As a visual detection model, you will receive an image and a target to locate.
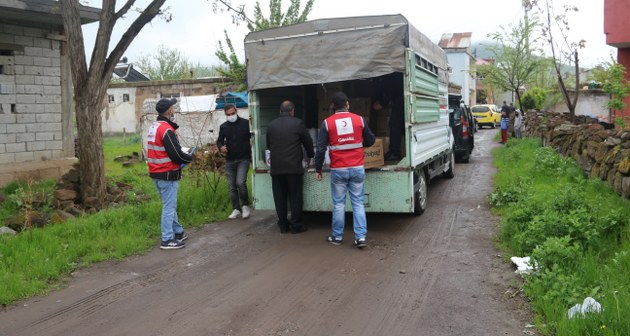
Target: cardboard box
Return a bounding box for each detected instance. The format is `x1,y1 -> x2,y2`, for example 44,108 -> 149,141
364,138 -> 384,169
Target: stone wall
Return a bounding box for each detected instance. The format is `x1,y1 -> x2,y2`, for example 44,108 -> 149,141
523,111 -> 630,199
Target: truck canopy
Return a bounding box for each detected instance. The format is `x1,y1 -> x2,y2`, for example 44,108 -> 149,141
244,14 -> 448,90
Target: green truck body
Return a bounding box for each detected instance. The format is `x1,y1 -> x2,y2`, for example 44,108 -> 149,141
244,14 -> 454,214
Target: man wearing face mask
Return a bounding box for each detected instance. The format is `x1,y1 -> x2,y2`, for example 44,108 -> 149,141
147,98 -> 193,250
217,103 -> 252,220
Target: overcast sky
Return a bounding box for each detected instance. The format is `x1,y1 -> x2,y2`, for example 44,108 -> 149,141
82,0 -> 615,69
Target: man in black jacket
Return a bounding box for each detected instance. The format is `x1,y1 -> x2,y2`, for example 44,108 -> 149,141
147,98 -> 193,249
217,104 -> 252,220
266,101 -> 315,233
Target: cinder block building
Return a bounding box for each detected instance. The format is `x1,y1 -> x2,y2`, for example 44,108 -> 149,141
0,0 -> 98,186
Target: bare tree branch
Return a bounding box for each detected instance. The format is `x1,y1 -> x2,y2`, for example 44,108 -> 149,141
115,0 -> 137,19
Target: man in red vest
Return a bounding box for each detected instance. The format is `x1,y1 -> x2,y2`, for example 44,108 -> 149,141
147,98 -> 193,250
314,92 -> 376,248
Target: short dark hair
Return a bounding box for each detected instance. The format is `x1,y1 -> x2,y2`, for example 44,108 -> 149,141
280,100 -> 295,114
331,92 -> 348,109
224,103 -> 237,112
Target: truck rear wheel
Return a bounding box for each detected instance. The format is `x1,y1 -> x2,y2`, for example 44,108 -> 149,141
413,172 -> 427,215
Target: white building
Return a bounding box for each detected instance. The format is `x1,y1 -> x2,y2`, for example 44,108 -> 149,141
439,32 -> 477,106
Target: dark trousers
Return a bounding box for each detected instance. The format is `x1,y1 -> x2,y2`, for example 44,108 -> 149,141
271,174 -> 304,232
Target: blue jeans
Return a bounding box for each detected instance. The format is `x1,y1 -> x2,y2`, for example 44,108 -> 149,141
153,179 -> 184,242
330,167 -> 367,240
225,159 -> 250,210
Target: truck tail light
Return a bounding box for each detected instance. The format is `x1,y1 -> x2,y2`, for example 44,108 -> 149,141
461,116 -> 469,139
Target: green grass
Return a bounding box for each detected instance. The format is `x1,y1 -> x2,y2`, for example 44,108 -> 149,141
0,135 -> 232,306
491,138 -> 630,336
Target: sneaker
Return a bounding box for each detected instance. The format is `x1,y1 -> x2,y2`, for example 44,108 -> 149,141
228,209 -> 241,219
326,236 -> 343,245
174,231 -> 188,242
353,238 -> 367,248
242,205 -> 251,219
160,239 -> 185,250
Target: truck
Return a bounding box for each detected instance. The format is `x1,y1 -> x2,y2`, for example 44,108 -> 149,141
244,14 -> 454,215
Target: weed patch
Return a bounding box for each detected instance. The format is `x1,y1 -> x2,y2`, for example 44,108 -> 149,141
0,135 -> 232,306
492,138 -> 630,335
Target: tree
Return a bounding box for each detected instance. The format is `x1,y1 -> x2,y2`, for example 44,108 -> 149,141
60,0 -> 168,202
601,62 -> 630,127
480,16 -> 542,110
528,0 -> 586,122
136,45 -> 193,80
211,0 -> 315,88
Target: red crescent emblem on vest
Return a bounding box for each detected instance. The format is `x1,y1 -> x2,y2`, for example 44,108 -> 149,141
341,120 -> 347,127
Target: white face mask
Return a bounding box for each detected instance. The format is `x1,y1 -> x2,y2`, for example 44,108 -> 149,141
227,115 -> 238,123
170,114 -> 176,122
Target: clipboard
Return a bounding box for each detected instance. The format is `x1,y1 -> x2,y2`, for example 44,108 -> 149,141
180,146 -> 196,169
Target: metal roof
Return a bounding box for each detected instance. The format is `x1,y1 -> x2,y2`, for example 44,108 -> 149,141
113,64 -> 150,82
0,0 -> 100,26
438,32 -> 472,49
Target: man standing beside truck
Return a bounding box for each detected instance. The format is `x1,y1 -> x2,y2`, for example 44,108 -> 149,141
314,92 -> 376,248
266,101 -> 314,234
147,98 -> 193,250
217,103 -> 252,220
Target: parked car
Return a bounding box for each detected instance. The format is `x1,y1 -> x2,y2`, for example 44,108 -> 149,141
448,94 -> 474,163
471,104 -> 500,129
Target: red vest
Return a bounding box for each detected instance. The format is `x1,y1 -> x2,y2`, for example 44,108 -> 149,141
147,121 -> 180,173
325,112 -> 365,168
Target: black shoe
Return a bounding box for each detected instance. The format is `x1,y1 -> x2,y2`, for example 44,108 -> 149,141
326,236 -> 343,245
291,226 -> 308,234
384,152 -> 401,161
353,238 -> 367,248
174,231 -> 188,242
278,222 -> 290,233
160,239 -> 185,250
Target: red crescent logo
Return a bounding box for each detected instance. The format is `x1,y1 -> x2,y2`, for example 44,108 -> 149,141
342,120 -> 347,127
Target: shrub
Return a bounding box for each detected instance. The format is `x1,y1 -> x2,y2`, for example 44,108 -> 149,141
521,87 -> 548,111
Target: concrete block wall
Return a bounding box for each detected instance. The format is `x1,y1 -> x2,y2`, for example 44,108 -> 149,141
0,23 -> 64,165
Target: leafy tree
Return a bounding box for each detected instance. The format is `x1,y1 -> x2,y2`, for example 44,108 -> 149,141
480,16 -> 542,110
215,31 -> 247,90
211,0 -> 315,89
521,87 -> 548,111
601,62 -> 630,127
136,45 -> 193,80
528,0 -> 586,122
133,46 -> 222,81
60,0 -> 169,202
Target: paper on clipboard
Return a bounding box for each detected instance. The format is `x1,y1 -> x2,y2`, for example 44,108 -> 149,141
180,146 -> 196,169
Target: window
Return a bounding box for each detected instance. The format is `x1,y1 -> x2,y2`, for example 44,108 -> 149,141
123,94 -> 130,102
108,95 -> 115,103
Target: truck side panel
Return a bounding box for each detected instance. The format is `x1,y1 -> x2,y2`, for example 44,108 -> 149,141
405,49 -> 452,169
253,170 -> 414,213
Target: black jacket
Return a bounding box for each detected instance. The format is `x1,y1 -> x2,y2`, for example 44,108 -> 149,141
266,113 -> 315,175
217,116 -> 252,161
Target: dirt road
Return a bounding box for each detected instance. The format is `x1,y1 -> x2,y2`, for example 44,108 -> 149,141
0,130 -> 533,336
